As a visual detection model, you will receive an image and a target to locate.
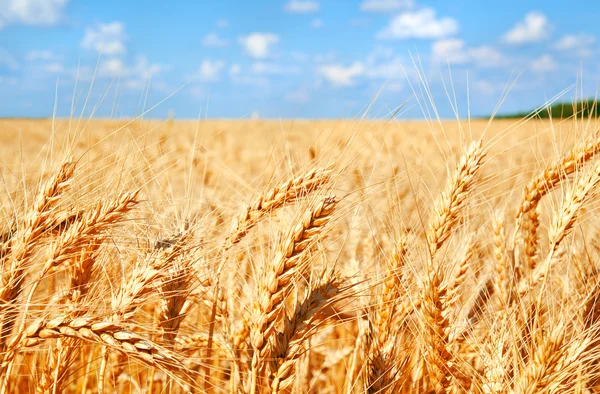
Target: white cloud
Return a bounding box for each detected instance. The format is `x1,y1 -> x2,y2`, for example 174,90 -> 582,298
25,50 -> 53,61
99,58 -> 128,78
194,60 -> 226,81
377,8 -> 459,40
0,48 -> 18,69
432,39 -> 506,68
530,54 -> 557,72
0,0 -> 68,28
250,111 -> 260,120
216,19 -> 229,28
25,50 -> 71,75
502,12 -> 551,45
432,39 -> 470,64
133,55 -> 166,79
284,1 -> 319,13
202,32 -> 229,48
360,0 -> 413,12
252,62 -> 300,75
81,22 -> 126,55
239,33 -> 279,58
311,19 -> 324,29
99,55 -> 166,80
468,46 -> 506,68
318,62 -> 364,86
553,34 -> 596,55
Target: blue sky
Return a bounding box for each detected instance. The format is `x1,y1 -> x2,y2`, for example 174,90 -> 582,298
1,0 -> 599,119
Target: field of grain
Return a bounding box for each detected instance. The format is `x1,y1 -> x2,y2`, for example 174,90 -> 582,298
1,116 -> 600,393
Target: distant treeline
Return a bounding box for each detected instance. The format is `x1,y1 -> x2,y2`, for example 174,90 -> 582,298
497,99 -> 599,119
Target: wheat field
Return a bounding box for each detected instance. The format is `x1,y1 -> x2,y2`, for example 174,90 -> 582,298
1,115 -> 600,393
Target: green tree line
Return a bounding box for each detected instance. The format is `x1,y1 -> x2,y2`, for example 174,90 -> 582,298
497,99 -> 599,119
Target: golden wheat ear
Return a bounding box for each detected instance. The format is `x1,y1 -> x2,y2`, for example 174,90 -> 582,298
224,165 -> 333,250
249,195 -> 337,394
514,129 -> 600,278
269,272 -> 349,393
420,140 -> 486,393
0,159 -> 76,355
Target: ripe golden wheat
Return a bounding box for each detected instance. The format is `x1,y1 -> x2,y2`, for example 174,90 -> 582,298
1,118 -> 600,393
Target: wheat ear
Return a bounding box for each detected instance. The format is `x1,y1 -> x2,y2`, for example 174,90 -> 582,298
427,140 -> 485,257
514,129 -> 600,277
519,160 -> 600,299
492,212 -> 510,310
422,140 -> 485,393
249,196 -> 337,394
269,273 -> 344,393
224,166 -> 332,249
366,235 -> 407,393
8,316 -> 193,386
204,166 -> 332,389
0,160 -> 76,353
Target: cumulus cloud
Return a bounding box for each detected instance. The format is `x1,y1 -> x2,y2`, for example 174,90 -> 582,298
468,46 -> 506,68
502,12 -> 551,45
81,22 -> 126,55
318,62 -> 364,86
432,39 -> 470,64
284,1 -> 319,13
239,33 -> 279,58
360,0 -> 413,12
202,32 -> 229,48
553,34 -> 596,55
193,60 -> 226,81
377,8 -> 459,40
530,54 -> 557,72
432,39 -> 506,68
0,0 -> 68,28
99,55 -> 165,80
98,58 -> 128,78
